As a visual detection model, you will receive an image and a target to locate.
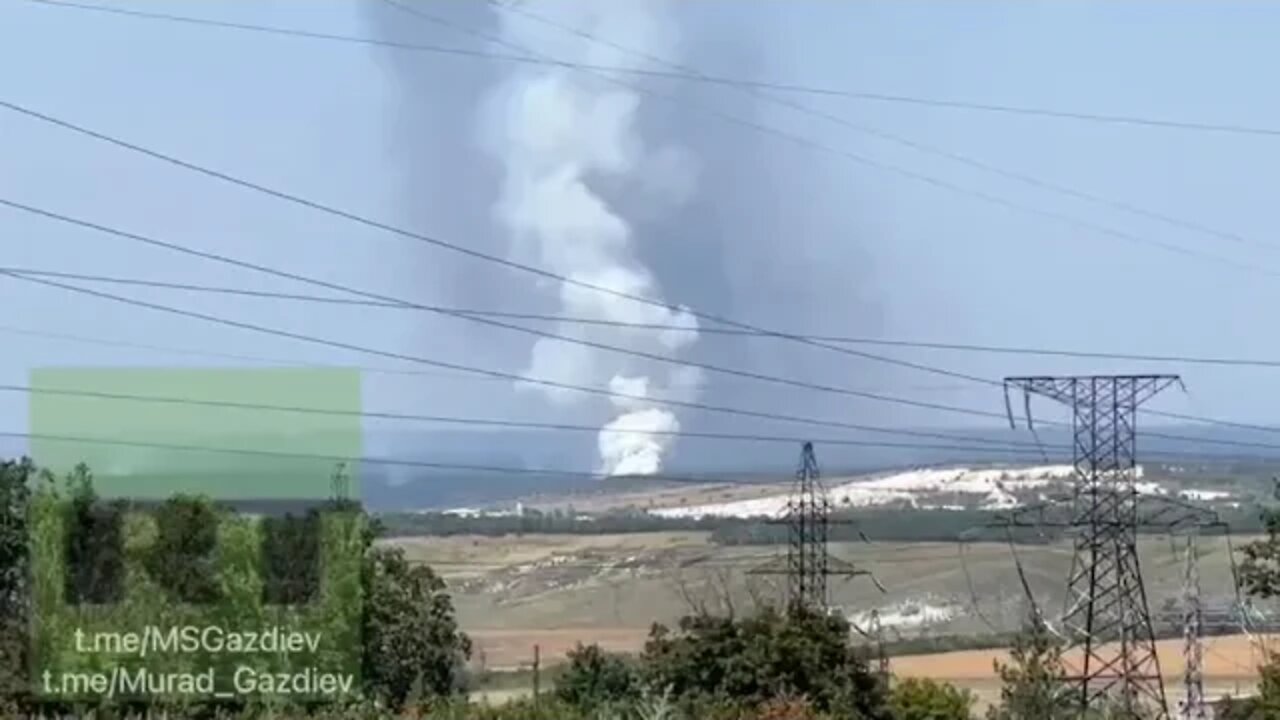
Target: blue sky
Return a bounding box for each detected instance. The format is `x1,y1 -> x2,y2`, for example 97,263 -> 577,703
3,1 -> 1280,470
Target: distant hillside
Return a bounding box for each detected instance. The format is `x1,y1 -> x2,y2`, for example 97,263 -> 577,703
6,423 -> 1278,511
357,422 -> 1280,510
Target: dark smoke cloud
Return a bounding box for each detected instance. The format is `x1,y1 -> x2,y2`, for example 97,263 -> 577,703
611,5 -> 891,432
363,1 -> 889,474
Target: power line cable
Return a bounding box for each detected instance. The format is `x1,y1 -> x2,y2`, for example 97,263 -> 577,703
0,383 -> 1062,457
25,0 -> 1277,274
489,0 -> 1279,253
15,102 -> 1264,458
0,199 -> 1005,422
0,321 -> 556,383
0,429 -> 774,487
0,428 -> 1263,538
16,3 -> 1276,306
0,102 -> 1015,392
18,0 -> 1280,139
0,320 -> 975,393
17,267 -> 1280,370
8,95 -> 1276,443
5,260 -> 1269,454
1143,409 -> 1280,437
2,52 -> 1271,444
378,0 -> 1273,279
5,119 -> 1273,452
1,269 -> 1043,450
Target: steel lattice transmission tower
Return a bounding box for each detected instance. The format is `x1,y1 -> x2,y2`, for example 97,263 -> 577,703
751,442 -> 879,615
868,609 -> 890,679
1179,534 -> 1207,720
1004,375 -> 1181,719
785,441 -> 832,611
330,461 -> 351,504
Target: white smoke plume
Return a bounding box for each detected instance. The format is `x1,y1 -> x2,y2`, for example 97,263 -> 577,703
480,1 -> 700,477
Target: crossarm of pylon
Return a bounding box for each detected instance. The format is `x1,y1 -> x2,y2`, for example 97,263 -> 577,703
962,496 -> 1076,543
997,494 -> 1075,523
1004,377 -> 1079,407
972,494 -> 1222,535
1136,495 -> 1222,532
827,556 -> 887,592
1004,375 -> 1180,409
746,556 -> 791,576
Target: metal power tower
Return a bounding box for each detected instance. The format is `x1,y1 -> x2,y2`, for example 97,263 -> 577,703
1004,374 -> 1180,719
1179,534 -> 1207,720
784,441 -> 833,611
752,442 -> 880,615
868,609 -> 890,679
330,461 -> 351,504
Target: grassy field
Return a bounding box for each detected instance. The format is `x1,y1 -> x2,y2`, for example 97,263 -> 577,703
390,531 -> 1263,670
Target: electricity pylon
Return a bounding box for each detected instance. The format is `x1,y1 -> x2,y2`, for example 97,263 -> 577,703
751,442 -> 882,615
1003,375 -> 1180,719
1179,534 -> 1207,720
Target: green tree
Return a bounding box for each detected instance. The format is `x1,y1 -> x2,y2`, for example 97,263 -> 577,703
260,509 -> 320,604
0,458 -> 33,706
642,606 -> 890,718
361,544 -> 472,710
1238,502 -> 1280,599
1215,693 -> 1263,720
143,494 -> 222,604
890,678 -> 974,720
554,642 -> 641,710
985,620 -> 1072,720
62,463 -> 126,605
1230,502 -> 1280,716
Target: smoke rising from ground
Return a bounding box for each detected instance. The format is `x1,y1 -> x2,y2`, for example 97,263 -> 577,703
365,2 -> 888,482
480,1 -> 701,476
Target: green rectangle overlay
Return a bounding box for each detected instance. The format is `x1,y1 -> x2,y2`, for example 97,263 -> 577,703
29,367 -> 362,501
27,367 -> 365,701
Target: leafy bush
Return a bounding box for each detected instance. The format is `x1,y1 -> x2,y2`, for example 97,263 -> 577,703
554,643 -> 641,710
641,607 -> 890,718
889,678 -> 973,720
362,545 -> 472,710
61,464 -> 126,605
144,494 -> 222,604
0,458 -> 33,711
0,457 -> 471,716
984,620 -> 1071,720
260,510 -> 321,605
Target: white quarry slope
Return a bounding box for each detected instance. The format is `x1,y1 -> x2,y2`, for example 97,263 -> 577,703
1179,488 -> 1232,501
849,600 -> 959,631
649,464 -> 1160,519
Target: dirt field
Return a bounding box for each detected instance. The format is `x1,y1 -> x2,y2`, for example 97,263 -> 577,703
467,627 -> 1270,675
391,532 -> 1256,638
894,633 -> 1266,679
893,634 -> 1267,706
469,628 -> 653,670
391,531 -> 1273,706
467,629 -> 1270,708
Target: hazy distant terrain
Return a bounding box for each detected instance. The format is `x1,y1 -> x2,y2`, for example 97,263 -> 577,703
383,454 -> 1279,710
395,529 -> 1273,710
392,532 -> 1261,663
357,426 -> 1280,511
